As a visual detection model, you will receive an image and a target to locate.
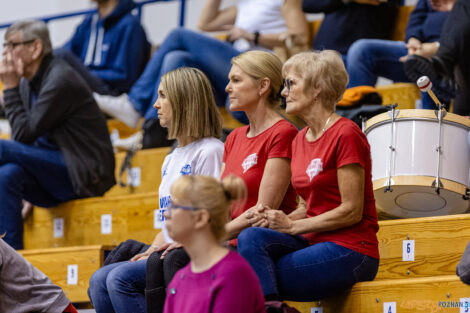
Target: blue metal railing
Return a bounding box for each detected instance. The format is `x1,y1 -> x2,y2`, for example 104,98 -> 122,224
0,0 -> 186,29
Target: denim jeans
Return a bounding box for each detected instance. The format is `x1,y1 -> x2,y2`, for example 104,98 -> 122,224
88,260 -> 147,313
237,227 -> 379,301
0,140 -> 76,249
127,28 -> 248,123
347,39 -> 434,109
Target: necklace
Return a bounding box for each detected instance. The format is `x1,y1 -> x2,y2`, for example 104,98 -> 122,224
321,112 -> 334,133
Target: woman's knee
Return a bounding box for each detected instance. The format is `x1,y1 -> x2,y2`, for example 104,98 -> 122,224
237,227 -> 272,254
161,50 -> 194,71
0,163 -> 24,187
89,266 -> 111,294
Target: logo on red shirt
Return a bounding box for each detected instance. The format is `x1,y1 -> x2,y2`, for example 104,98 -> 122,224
306,158 -> 323,182
242,153 -> 258,173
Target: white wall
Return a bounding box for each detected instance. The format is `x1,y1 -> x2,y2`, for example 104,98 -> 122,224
0,0 -> 237,48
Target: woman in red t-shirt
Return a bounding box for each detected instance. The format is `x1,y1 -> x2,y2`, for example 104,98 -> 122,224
221,50 -> 298,245
238,51 -> 380,301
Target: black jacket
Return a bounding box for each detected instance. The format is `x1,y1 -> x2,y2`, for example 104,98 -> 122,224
3,54 -> 115,197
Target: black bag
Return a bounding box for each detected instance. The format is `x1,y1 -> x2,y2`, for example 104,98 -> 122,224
457,241 -> 470,285
265,301 -> 301,313
142,118 -> 175,149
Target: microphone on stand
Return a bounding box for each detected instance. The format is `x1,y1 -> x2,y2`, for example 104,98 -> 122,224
416,76 -> 445,109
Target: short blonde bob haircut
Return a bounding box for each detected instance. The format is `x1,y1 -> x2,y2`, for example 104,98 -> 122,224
283,50 -> 349,110
231,50 -> 283,109
161,67 -> 222,140
170,175 -> 246,241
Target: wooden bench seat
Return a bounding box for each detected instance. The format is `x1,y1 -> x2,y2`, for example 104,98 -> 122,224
287,275 -> 470,313
24,192 -> 160,249
19,245 -> 112,303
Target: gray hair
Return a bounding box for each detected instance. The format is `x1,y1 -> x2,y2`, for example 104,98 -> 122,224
6,20 -> 52,55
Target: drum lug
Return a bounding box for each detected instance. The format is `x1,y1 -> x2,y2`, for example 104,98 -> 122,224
463,188 -> 470,201
434,109 -> 447,119
387,104 -> 399,119
431,179 -> 443,195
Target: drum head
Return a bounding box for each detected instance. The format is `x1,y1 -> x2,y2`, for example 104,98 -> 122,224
374,176 -> 470,218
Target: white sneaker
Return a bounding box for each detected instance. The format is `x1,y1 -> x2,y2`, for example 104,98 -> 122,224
113,131 -> 143,151
94,93 -> 141,128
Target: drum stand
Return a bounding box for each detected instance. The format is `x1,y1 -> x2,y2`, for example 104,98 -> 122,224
432,105 -> 446,194
384,103 -> 399,193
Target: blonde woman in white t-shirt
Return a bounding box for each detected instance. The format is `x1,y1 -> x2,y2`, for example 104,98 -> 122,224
88,67 -> 224,313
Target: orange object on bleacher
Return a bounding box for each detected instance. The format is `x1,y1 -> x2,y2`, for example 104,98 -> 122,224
338,86 -> 379,107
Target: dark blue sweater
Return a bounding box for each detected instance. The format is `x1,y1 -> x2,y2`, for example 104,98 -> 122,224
303,0 -> 399,54
64,0 -> 150,94
405,0 -> 448,43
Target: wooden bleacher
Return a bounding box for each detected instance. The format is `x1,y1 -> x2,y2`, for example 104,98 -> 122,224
24,192 -> 159,249
19,245 -> 112,303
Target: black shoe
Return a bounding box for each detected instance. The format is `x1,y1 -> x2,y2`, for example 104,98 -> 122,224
404,55 -> 458,106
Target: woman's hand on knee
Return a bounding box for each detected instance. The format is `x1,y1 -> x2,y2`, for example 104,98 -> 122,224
159,242 -> 183,259
130,245 -> 158,262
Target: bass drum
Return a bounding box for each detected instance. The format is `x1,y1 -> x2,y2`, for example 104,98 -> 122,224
364,109 -> 470,218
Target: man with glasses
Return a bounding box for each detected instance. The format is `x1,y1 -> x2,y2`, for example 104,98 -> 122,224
0,20 -> 116,250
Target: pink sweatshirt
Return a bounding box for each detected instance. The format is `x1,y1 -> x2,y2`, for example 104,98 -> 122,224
164,250 -> 266,313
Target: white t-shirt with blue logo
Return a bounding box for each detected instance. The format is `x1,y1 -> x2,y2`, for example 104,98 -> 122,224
155,137 -> 224,242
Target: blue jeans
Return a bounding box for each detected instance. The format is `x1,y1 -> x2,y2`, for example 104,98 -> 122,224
237,227 -> 379,301
127,28 -> 248,123
88,260 -> 147,313
347,39 -> 434,109
0,140 -> 76,249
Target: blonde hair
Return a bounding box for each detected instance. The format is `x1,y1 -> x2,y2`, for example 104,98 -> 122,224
170,175 -> 246,241
231,50 -> 283,108
283,50 -> 349,110
161,67 -> 222,140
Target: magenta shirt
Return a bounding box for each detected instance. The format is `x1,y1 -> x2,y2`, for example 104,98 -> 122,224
163,250 -> 266,313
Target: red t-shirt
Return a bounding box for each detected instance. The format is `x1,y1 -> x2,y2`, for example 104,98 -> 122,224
222,119 -> 298,220
291,118 -> 379,259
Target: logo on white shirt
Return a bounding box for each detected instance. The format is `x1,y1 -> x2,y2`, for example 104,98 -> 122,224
180,164 -> 192,176
242,153 -> 258,173
306,158 -> 323,182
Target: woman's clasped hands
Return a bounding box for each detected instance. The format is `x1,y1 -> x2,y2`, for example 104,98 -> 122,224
245,203 -> 295,234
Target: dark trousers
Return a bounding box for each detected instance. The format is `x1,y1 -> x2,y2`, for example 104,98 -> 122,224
145,248 -> 190,313
0,140 -> 76,249
438,0 -> 470,115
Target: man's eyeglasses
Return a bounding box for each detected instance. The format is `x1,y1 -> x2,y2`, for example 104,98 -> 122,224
3,39 -> 36,50
166,202 -> 199,217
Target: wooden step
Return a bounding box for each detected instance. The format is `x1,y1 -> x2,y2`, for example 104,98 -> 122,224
287,275 -> 470,313
19,245 -> 112,303
106,147 -> 170,197
376,214 -> 470,280
107,118 -> 142,139
24,192 -> 160,249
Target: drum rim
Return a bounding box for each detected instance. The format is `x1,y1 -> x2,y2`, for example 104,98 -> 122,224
365,109 -> 470,132
373,175 -> 468,196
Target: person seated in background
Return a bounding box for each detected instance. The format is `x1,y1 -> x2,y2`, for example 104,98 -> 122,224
144,50 -> 298,313
405,0 -> 469,116
162,175 -> 265,313
302,0 -> 398,57
346,0 -> 449,109
238,51 -> 379,303
0,236 -> 78,313
88,67 -> 224,313
0,20 -> 115,250
93,0 -> 307,150
56,0 -> 149,95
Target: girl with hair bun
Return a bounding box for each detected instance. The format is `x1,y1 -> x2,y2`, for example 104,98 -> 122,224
163,175 -> 265,313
